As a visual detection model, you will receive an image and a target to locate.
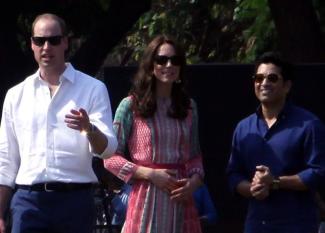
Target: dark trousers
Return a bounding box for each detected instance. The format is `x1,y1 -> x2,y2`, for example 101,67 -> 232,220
244,220 -> 319,233
10,188 -> 96,233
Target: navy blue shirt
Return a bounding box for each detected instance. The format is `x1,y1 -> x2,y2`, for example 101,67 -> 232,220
227,103 -> 325,232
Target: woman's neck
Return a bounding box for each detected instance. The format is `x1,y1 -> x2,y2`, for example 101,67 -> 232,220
156,83 -> 172,98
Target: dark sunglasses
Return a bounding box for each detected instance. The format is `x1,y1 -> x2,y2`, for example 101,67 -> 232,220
31,36 -> 63,47
154,55 -> 182,66
252,73 -> 282,84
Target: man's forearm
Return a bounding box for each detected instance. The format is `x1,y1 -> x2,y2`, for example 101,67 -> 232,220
277,174 -> 307,191
87,128 -> 108,155
236,180 -> 252,198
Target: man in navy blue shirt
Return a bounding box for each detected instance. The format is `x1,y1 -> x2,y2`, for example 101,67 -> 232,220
227,52 -> 325,233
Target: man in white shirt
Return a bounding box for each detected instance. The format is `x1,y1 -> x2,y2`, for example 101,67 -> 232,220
0,13 -> 117,233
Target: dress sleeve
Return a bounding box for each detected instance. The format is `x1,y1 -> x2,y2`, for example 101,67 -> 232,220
186,99 -> 205,178
104,97 -> 138,182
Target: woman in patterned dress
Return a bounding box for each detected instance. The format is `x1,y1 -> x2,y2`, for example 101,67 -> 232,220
104,35 -> 204,233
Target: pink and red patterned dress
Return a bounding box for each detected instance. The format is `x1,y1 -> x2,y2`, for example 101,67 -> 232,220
104,96 -> 204,233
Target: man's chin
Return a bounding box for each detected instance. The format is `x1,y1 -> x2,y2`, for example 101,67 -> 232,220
40,61 -> 54,67
259,98 -> 274,105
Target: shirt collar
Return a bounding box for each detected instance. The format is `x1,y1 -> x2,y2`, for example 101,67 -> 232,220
61,63 -> 75,83
35,63 -> 76,84
255,101 -> 292,119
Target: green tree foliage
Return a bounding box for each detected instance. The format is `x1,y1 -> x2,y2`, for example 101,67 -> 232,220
108,0 -> 325,65
107,0 -> 278,65
233,0 -> 276,62
106,0 -> 235,65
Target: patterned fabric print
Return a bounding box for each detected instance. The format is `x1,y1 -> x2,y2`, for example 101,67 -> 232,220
104,96 -> 203,233
104,98 -> 137,182
129,117 -> 152,164
151,98 -> 185,164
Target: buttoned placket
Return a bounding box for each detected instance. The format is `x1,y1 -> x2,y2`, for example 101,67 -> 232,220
40,78 -> 63,178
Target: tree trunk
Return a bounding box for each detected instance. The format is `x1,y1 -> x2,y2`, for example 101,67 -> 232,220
268,0 -> 325,62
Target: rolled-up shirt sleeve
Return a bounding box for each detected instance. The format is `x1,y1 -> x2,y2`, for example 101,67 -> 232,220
0,90 -> 20,188
227,126 -> 249,194
88,82 -> 117,158
298,119 -> 325,190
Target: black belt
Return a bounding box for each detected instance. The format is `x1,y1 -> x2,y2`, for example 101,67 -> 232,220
16,182 -> 93,192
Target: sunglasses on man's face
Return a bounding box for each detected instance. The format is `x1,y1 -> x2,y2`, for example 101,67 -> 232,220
252,73 -> 282,84
154,55 -> 182,66
31,36 -> 63,47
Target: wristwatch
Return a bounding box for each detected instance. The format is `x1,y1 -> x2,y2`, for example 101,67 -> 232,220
271,177 -> 280,190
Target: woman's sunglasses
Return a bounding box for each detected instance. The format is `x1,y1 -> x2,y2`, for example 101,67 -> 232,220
252,73 -> 282,84
31,36 -> 63,47
154,55 -> 182,66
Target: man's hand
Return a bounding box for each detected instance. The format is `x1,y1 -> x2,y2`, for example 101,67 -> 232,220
254,165 -> 274,186
64,108 -> 91,132
0,218 -> 6,233
250,179 -> 270,200
0,186 -> 12,233
250,165 -> 274,200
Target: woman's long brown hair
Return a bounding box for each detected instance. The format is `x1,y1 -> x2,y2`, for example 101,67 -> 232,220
129,34 -> 190,119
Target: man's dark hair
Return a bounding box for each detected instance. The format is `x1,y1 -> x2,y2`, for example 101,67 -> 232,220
254,51 -> 293,81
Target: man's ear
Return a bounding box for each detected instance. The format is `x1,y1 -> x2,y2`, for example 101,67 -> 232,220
62,36 -> 69,51
285,80 -> 292,94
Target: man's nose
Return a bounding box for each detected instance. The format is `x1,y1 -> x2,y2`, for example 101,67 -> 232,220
261,77 -> 271,85
42,40 -> 51,48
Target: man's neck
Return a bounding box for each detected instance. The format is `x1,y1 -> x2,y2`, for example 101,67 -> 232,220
39,64 -> 66,85
261,100 -> 286,128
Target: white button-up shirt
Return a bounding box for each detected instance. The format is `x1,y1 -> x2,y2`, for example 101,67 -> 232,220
0,63 -> 117,187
